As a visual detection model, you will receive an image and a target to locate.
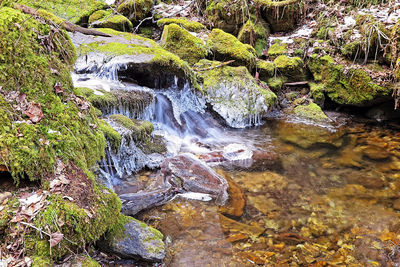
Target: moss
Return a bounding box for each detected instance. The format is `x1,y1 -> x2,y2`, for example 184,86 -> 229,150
16,0 -> 107,25
138,27 -> 153,38
99,120 -> 122,151
117,0 -> 153,22
89,10 -> 133,32
238,19 -> 270,57
0,7 -> 107,183
207,28 -> 256,69
309,82 -> 325,105
308,54 -> 392,106
292,102 -> 329,122
26,187 -> 121,262
157,18 -> 205,32
161,23 -> 207,65
32,256 -> 51,267
256,60 -> 275,82
267,77 -> 287,90
274,55 -> 306,81
0,197 -> 19,232
267,40 -> 288,59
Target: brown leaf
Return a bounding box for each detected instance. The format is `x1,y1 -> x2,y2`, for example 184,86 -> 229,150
54,83 -> 63,94
49,232 -> 63,248
23,103 -> 43,123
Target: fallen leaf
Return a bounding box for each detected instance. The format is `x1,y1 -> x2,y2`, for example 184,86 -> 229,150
23,103 -> 43,123
54,83 -> 63,94
49,232 -> 63,247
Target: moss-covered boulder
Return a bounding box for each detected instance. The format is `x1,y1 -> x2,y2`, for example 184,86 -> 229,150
274,55 -> 307,82
207,29 -> 256,69
117,0 -> 153,22
292,102 -> 330,123
99,214 -> 165,261
89,10 -> 133,32
267,39 -> 288,59
73,28 -> 200,90
205,0 -> 249,34
308,54 -> 392,106
195,60 -> 276,128
238,19 -> 270,57
16,0 -> 107,25
254,0 -> 302,33
161,23 -> 207,65
256,60 -> 275,82
157,17 -> 205,32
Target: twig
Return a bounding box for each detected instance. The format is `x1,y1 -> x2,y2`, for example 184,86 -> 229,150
193,60 -> 235,72
134,16 -> 153,33
19,222 -> 51,237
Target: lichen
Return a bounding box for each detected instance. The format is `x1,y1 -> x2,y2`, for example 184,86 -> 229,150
207,28 -> 256,69
161,23 -> 207,65
157,17 -> 205,32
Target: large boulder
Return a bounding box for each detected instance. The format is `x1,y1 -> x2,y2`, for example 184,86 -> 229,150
157,17 -> 206,33
205,0 -> 248,34
308,54 -> 392,107
89,10 -> 133,32
117,0 -> 153,22
99,214 -> 165,261
72,28 -> 200,90
238,19 -> 270,57
206,29 -> 257,69
195,60 -> 277,128
161,23 -> 207,64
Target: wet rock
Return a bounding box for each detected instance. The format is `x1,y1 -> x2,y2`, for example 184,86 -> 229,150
117,0 -> 153,22
0,192 -> 11,203
161,154 -> 229,203
251,149 -> 282,171
362,146 -> 391,161
344,171 -> 385,189
218,214 -> 264,237
393,199 -> 400,210
219,175 -> 246,217
99,215 -> 165,261
89,10 -> 133,32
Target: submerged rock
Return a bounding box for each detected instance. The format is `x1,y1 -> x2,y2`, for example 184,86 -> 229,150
292,102 -> 330,123
196,59 -> 276,128
99,214 -> 165,261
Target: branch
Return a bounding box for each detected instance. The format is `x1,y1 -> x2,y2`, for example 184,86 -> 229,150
193,60 -> 235,72
13,4 -> 112,37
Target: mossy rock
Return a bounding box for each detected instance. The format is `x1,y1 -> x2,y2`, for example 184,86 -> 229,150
205,0 -> 249,34
195,59 -> 276,128
308,54 -> 392,106
238,19 -> 270,57
16,0 -> 107,25
75,28 -> 200,90
161,23 -> 207,65
117,0 -> 153,22
89,10 -> 133,32
0,7 -> 109,183
292,102 -> 329,122
157,17 -> 205,32
267,76 -> 287,90
267,39 -> 288,59
254,0 -> 302,33
309,82 -> 325,106
207,28 -> 256,69
274,55 -> 306,82
99,214 -> 165,261
256,60 -> 275,82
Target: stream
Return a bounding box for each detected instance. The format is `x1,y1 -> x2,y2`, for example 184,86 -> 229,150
73,55 -> 400,266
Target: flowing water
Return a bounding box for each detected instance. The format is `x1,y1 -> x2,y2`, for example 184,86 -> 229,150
73,56 -> 400,266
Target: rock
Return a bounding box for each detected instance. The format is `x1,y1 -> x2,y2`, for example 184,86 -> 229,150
255,0 -> 302,32
393,199 -> 400,210
206,29 -> 256,69
219,176 -> 246,217
251,149 -> 282,171
0,192 -> 11,203
195,59 -> 276,128
256,60 -> 275,82
238,19 -> 270,56
274,55 -> 307,82
89,10 -> 133,32
205,0 -> 247,34
308,54 -> 392,107
292,102 -> 330,123
157,18 -> 205,32
362,145 -> 391,161
267,40 -> 288,59
161,154 -> 228,203
117,0 -> 153,22
99,215 -> 165,261
366,102 -> 400,122
161,23 -> 207,64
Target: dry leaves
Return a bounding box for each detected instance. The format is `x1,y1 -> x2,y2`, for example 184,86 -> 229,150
49,232 -> 64,248
23,102 -> 43,123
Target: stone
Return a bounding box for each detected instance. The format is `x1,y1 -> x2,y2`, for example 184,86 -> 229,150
362,146 -> 391,161
99,215 -> 165,261
219,176 -> 246,217
205,0 -> 247,34
0,192 -> 11,203
393,199 -> 400,210
89,10 -> 133,32
117,0 -> 153,22
161,153 -> 229,203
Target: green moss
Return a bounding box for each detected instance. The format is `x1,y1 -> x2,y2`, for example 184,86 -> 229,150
157,18 -> 205,32
0,7 -> 106,183
89,10 -> 133,32
207,28 -> 256,69
16,0 -> 107,24
205,0 -> 248,34
256,60 -> 275,82
161,23 -> 207,65
32,256 -> 51,267
309,82 -> 325,105
238,19 -> 270,57
0,197 -> 19,232
89,10 -> 110,24
99,120 -> 122,151
267,77 -> 287,90
308,54 -> 392,106
117,0 -> 153,22
274,55 -> 306,81
267,40 -> 288,59
293,102 -> 329,122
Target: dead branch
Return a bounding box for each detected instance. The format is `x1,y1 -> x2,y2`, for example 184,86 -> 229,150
193,60 -> 235,72
13,4 -> 112,37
